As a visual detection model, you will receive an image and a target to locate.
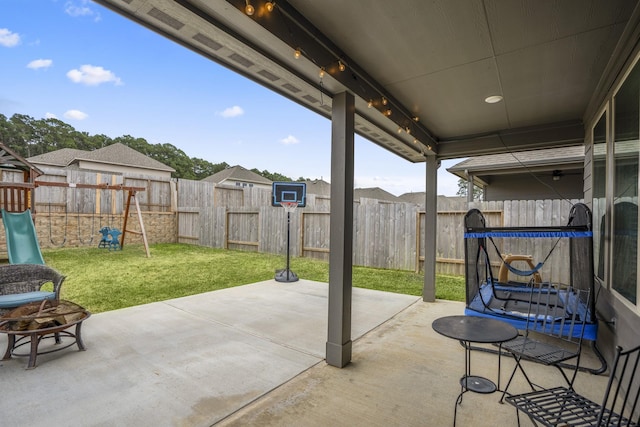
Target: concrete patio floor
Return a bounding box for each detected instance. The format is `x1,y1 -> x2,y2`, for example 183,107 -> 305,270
0,279 -> 609,426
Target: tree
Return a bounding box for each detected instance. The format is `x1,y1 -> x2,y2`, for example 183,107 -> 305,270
0,113 -> 295,181
456,178 -> 483,201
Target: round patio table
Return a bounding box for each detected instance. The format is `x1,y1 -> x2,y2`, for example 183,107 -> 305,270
432,315 -> 518,426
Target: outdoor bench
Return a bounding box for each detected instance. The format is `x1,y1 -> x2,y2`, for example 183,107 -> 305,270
0,264 -> 65,316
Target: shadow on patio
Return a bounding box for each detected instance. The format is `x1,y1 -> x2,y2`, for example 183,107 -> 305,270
0,279 -> 608,426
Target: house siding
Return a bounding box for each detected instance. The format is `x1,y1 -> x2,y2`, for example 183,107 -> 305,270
484,174 -> 583,201
77,160 -> 172,179
585,41 -> 640,363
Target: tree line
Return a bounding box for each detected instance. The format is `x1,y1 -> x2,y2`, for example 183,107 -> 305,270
0,113 -> 305,182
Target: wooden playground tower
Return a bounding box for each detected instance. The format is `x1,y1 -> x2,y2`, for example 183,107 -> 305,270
0,143 -> 150,257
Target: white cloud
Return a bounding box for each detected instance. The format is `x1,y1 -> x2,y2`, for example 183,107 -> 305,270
63,109 -> 88,120
280,135 -> 300,145
65,0 -> 101,21
67,64 -> 122,86
218,106 -> 244,118
27,59 -> 53,70
0,28 -> 20,47
45,112 -> 58,119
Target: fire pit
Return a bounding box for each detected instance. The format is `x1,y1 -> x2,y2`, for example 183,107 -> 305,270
0,300 -> 90,369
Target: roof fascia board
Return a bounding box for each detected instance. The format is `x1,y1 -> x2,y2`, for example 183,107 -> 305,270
436,120 -> 584,159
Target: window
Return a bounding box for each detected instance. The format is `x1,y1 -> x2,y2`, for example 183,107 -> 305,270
612,60 -> 640,305
593,112 -> 606,282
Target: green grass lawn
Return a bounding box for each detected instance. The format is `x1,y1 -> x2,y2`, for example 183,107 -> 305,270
42,243 -> 465,313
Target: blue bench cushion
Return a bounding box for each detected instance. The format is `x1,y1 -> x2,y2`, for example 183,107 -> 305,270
0,291 -> 56,309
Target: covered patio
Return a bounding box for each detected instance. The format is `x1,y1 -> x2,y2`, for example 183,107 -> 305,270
92,0 -> 640,370
0,280 -> 607,426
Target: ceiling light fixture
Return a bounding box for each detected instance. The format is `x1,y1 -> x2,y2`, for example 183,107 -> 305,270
384,109 -> 392,117
381,97 -> 388,106
413,116 -> 420,122
367,100 -> 373,108
338,61 -> 346,72
294,48 -> 301,59
318,67 -> 325,78
265,1 -> 275,12
484,95 -> 503,104
244,0 -> 255,15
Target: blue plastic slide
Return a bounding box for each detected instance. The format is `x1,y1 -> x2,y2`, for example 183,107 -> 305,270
1,209 -> 45,264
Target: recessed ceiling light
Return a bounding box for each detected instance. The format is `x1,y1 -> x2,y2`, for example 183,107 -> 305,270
485,95 -> 503,104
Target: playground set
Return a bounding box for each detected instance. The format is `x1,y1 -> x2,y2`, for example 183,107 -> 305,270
0,143 -> 150,263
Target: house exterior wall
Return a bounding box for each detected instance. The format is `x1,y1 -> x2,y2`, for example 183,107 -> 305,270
586,41 -> 640,363
77,160 -> 172,179
220,178 -> 271,190
483,173 -> 583,201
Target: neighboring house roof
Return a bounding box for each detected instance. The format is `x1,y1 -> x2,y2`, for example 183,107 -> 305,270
75,143 -> 175,172
303,179 -> 331,196
202,165 -> 272,185
354,187 -> 400,202
447,146 -> 585,181
27,143 -> 175,173
27,148 -> 87,168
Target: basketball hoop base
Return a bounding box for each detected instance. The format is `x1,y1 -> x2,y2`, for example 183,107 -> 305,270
275,269 -> 299,283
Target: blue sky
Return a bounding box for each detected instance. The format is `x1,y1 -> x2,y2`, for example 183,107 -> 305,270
0,0 -> 462,196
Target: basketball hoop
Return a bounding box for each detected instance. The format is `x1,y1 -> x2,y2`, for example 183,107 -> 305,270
281,201 -> 298,213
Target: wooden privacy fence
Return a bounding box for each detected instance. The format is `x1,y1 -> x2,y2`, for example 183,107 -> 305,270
176,177 -> 582,277
0,169 -> 584,277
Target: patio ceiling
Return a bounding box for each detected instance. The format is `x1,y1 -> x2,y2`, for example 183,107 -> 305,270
94,0 -> 639,162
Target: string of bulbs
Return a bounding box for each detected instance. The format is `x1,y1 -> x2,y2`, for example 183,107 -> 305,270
243,0 -> 430,153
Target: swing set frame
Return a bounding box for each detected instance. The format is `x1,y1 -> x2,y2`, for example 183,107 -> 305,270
0,180 -> 150,257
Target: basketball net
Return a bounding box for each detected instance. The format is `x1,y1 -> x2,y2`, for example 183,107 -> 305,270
281,201 -> 298,213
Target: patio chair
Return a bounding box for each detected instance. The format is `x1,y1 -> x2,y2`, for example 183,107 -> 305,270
498,282 -> 591,402
0,264 -> 65,316
505,344 -> 640,426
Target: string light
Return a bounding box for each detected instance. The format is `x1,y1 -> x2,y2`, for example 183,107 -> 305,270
240,5 -> 426,150
245,0 -> 254,15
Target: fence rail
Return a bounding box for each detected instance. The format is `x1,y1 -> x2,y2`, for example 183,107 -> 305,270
0,169 -> 583,280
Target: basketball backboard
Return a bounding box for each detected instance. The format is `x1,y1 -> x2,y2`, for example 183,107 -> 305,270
272,182 -> 306,207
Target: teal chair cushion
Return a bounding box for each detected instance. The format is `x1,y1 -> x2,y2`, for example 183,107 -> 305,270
0,291 -> 56,309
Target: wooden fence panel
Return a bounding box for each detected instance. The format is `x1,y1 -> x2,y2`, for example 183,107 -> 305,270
301,211 -> 330,260
215,186 -> 244,207
177,179 -> 213,245
226,209 -> 260,251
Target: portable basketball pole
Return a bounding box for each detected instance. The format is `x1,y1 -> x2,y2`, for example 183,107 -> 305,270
34,181 -> 151,257
275,206 -> 298,283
